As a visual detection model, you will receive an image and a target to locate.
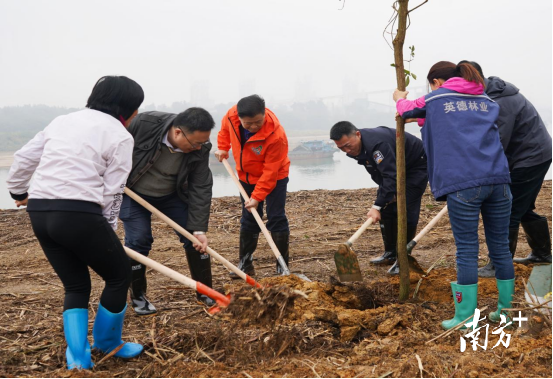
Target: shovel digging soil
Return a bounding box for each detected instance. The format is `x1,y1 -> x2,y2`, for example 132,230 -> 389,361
124,188 -> 263,289
405,205 -> 450,275
335,215 -> 429,282
124,247 -> 231,314
222,159 -> 311,281
335,217 -> 375,282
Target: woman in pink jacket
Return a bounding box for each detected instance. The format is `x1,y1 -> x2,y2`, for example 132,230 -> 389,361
393,61 -> 514,330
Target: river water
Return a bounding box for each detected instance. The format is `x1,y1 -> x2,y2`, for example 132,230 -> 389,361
2,140 -> 551,210
0,151 -> 376,209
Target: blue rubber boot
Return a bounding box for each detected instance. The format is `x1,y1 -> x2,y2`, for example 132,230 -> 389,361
63,308 -> 93,370
92,303 -> 143,358
489,278 -> 515,323
441,282 -> 478,330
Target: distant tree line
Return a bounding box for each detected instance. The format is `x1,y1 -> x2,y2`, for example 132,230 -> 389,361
0,100 -> 415,152
0,105 -> 81,152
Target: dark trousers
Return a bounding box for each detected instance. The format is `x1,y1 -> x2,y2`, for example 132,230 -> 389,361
119,192 -> 193,255
240,177 -> 290,233
509,159 -> 551,228
119,192 -> 211,288
380,168 -> 428,225
29,211 -> 131,313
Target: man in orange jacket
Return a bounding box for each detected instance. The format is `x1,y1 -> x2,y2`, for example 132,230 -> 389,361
215,95 -> 291,278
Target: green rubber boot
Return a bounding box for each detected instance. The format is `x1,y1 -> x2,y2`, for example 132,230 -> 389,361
489,278 -> 515,323
441,282 -> 478,330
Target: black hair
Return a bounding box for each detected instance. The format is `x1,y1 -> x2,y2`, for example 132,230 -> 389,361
330,121 -> 358,140
86,76 -> 144,120
237,94 -> 266,118
173,107 -> 215,133
458,60 -> 485,78
427,61 -> 485,88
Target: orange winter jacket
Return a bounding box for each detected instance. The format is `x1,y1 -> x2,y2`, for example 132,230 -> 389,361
218,106 -> 290,202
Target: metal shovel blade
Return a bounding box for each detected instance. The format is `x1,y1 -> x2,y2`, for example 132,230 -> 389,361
526,264 -> 552,298
407,255 -> 426,275
334,243 -> 363,282
293,273 -> 312,282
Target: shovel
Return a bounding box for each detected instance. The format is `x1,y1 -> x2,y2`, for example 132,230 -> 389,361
124,246 -> 230,314
405,205 -> 449,275
124,188 -> 263,289
221,159 -> 310,281
335,217 -> 374,282
524,264 -> 552,316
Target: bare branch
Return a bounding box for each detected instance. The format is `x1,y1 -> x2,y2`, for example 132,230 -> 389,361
408,0 -> 428,14
382,5 -> 399,50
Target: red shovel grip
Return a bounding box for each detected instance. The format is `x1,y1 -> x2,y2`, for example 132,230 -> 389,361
196,282 -> 231,307
246,275 -> 263,289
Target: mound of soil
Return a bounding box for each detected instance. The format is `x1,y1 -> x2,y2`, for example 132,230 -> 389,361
1,183 -> 551,377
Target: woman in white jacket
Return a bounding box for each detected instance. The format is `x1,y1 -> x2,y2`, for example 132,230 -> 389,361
6,76 -> 144,370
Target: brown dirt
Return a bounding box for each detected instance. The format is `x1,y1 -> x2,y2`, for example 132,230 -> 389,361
0,182 -> 551,378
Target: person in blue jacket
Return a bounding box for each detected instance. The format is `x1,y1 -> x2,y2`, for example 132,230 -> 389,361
458,61 -> 551,277
394,61 -> 515,330
330,122 -> 428,275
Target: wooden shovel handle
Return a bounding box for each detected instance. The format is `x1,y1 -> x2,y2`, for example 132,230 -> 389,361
412,205 -> 448,243
124,187 -> 262,288
124,246 -> 230,307
348,217 -> 375,245
222,159 -> 291,275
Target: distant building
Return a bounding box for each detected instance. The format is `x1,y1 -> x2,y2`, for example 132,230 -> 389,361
191,79 -> 214,108
239,78 -> 256,98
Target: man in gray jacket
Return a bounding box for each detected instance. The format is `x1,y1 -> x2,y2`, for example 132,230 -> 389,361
120,107 -> 215,314
461,61 -> 552,277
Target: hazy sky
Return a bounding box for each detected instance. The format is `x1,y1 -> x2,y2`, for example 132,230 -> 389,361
1,0 -> 551,109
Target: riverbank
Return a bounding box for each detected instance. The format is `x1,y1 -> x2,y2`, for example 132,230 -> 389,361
0,152 -> 14,168
0,183 -> 551,377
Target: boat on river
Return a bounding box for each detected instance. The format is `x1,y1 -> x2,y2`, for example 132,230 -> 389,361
209,139 -> 337,164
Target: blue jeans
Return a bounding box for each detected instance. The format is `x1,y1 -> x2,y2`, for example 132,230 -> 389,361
447,184 -> 515,285
119,192 -> 193,255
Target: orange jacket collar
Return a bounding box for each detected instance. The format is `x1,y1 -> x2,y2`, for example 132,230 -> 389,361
227,105 -> 279,141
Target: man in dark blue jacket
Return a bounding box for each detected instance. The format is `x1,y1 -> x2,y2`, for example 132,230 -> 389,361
330,122 -> 428,275
461,61 -> 552,276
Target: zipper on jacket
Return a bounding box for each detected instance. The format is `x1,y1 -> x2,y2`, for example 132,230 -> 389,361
228,116 -> 246,176
129,145 -> 162,187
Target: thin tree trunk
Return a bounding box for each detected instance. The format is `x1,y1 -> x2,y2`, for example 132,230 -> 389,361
392,0 -> 409,300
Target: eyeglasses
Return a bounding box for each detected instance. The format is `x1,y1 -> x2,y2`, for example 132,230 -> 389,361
179,128 -> 210,149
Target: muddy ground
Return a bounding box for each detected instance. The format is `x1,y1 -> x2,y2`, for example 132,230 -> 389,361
1,182 -> 551,378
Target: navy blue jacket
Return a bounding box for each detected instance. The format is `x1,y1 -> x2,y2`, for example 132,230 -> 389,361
485,76 -> 552,171
403,87 -> 510,200
348,127 -> 427,207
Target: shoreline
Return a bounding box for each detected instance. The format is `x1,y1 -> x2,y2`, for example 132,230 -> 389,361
0,134 -> 331,169
0,152 -> 14,168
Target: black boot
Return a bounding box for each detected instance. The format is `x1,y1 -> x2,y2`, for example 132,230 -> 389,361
185,247 -> 215,307
370,219 -> 397,265
129,260 -> 157,315
229,231 -> 259,280
387,224 -> 418,276
272,232 -> 290,275
479,227 -> 519,278
514,218 -> 552,264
